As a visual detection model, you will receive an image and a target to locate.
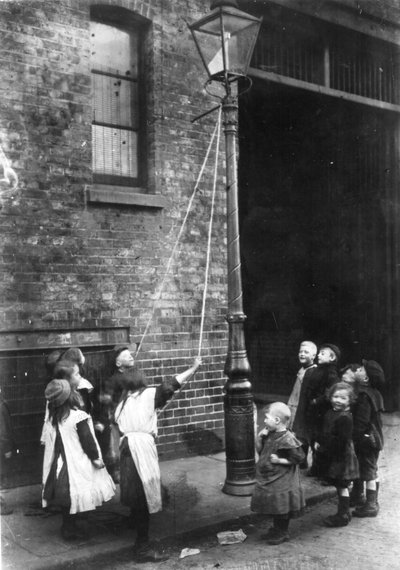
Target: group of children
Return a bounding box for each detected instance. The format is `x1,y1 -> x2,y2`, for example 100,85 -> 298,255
251,341 -> 385,545
40,344 -> 201,563
37,340 -> 385,555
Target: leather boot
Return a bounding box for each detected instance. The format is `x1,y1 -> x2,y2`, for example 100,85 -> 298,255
353,489 -> 379,517
324,496 -> 351,527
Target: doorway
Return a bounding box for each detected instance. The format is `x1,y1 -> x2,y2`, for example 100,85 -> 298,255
239,79 -> 400,409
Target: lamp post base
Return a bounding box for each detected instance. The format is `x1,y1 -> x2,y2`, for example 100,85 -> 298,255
222,388 -> 256,496
222,464 -> 256,496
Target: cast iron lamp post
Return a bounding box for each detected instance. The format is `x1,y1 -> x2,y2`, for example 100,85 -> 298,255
189,0 -> 261,496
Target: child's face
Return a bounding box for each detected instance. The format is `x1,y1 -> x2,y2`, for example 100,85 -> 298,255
69,364 -> 81,388
298,345 -> 315,366
331,389 -> 351,412
263,410 -> 279,431
116,349 -> 135,370
355,366 -> 369,384
342,369 -> 356,385
318,348 -> 335,365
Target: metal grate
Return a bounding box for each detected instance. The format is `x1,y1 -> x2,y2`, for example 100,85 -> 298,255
252,23 -> 324,85
251,21 -> 400,105
330,42 -> 399,104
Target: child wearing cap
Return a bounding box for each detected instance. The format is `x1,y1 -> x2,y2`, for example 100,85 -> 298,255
307,343 -> 341,477
350,359 -> 385,517
287,341 -> 318,468
42,379 -> 115,540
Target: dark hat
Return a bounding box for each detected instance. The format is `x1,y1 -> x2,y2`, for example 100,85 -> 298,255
112,345 -> 130,362
320,343 -> 341,362
45,379 -> 71,407
362,359 -> 385,385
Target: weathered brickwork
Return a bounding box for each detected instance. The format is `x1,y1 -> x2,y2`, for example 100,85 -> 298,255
0,0 -> 229,460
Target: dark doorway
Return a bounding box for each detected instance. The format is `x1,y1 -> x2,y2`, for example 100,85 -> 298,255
239,79 -> 400,409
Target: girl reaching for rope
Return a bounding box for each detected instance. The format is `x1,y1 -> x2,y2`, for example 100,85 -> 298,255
113,349 -> 201,563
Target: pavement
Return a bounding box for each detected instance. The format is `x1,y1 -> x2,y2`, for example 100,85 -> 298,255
1,411 -> 399,570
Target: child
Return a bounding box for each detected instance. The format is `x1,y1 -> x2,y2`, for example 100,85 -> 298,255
340,363 -> 360,386
42,379 -> 115,540
287,340 -> 318,467
40,361 -> 85,446
250,402 -> 305,545
57,347 -> 94,414
307,343 -> 341,477
315,382 -> 359,527
92,345 -> 140,482
351,360 -> 385,517
114,354 -> 202,563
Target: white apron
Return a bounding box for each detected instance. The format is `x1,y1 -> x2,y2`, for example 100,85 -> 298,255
115,388 -> 162,514
42,409 -> 115,514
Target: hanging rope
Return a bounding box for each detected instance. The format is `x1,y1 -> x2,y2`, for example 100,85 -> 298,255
135,111 -> 222,360
197,106 -> 222,357
157,108 -> 222,417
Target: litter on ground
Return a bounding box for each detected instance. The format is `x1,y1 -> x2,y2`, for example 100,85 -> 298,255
216,529 -> 247,545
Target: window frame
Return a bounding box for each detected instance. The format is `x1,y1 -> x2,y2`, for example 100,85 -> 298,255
90,6 -> 148,191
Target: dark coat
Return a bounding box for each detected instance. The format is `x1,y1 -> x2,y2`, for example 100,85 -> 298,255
352,386 -> 384,451
319,409 -> 359,481
306,363 -> 339,438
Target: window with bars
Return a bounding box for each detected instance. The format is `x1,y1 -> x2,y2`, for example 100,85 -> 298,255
251,15 -> 400,107
91,7 -> 146,188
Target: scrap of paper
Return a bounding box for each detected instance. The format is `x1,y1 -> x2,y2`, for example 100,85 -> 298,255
179,548 -> 201,559
217,529 -> 247,545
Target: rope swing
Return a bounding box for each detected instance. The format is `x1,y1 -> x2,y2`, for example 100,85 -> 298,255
136,107 -> 222,361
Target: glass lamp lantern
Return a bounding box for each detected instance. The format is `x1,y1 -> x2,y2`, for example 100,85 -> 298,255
189,0 -> 262,87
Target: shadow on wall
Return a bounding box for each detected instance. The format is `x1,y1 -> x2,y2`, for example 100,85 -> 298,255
182,429 -> 224,456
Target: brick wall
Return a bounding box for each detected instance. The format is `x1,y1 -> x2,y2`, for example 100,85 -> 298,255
0,0 -> 229,461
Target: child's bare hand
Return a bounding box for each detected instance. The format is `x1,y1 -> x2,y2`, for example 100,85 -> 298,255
4,451 -> 12,459
258,428 -> 269,437
92,459 -> 104,469
193,357 -> 202,369
270,453 -> 280,464
94,422 -> 105,433
314,442 -> 320,451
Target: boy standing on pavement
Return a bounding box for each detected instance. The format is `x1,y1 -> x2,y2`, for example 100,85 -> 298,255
307,343 -> 341,477
287,341 -> 318,468
92,345 -> 141,482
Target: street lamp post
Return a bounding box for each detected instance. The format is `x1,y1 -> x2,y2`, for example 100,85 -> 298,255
189,0 -> 262,496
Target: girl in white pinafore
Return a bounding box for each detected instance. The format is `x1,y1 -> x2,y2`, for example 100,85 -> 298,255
42,379 -> 115,540
114,357 -> 201,563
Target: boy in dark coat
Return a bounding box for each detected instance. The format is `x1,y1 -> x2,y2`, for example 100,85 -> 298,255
351,360 -> 385,517
287,341 -> 318,468
307,343 -> 341,477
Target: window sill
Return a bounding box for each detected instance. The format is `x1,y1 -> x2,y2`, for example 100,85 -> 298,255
87,185 -> 168,208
